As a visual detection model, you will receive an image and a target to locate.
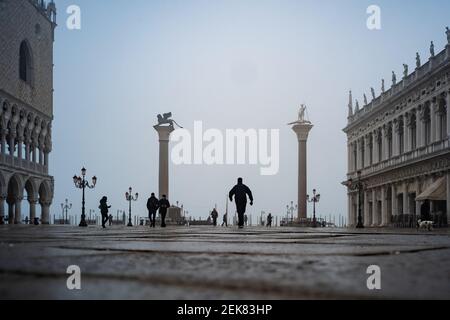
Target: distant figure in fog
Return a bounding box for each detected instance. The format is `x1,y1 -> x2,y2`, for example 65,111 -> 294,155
99,197 -> 111,228
158,195 -> 170,228
147,193 -> 159,228
222,213 -> 228,227
229,178 -> 254,229
266,213 -> 273,228
244,214 -> 248,226
108,214 -> 113,226
211,208 -> 219,226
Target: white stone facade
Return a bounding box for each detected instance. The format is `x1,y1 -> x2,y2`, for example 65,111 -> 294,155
344,32 -> 450,228
0,0 -> 56,224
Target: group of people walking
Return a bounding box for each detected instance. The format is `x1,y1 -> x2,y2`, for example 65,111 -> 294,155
97,177 -> 255,230
97,193 -> 171,229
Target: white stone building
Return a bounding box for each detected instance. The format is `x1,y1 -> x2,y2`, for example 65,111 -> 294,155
344,30 -> 450,228
0,0 -> 56,224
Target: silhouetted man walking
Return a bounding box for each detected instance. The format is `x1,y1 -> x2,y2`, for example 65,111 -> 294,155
229,178 -> 254,229
147,193 -> 159,228
158,195 -> 170,228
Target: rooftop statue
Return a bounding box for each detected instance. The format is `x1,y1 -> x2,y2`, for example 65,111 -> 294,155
403,64 -> 408,78
371,87 -> 376,100
363,94 -> 368,106
430,41 -> 435,57
392,71 -> 397,85
416,52 -> 421,69
156,112 -> 183,128
381,79 -> 385,93
446,27 -> 450,45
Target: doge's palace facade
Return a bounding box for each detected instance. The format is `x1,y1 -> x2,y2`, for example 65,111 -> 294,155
343,29 -> 450,228
0,0 -> 57,224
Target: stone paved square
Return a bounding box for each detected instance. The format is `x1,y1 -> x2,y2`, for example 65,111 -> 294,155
1,225 -> 449,299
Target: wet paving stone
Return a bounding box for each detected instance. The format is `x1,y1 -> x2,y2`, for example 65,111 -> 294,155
0,225 -> 449,299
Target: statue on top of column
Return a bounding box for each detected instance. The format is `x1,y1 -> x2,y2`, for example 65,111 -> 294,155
288,104 -> 311,125
381,79 -> 385,93
392,71 -> 397,85
430,41 -> 435,57
363,94 -> 368,106
416,52 -> 421,69
155,112 -> 183,128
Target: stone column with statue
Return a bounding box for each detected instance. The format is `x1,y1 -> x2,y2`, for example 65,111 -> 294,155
153,113 -> 182,200
289,105 -> 313,221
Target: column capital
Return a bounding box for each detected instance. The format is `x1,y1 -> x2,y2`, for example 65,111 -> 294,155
291,123 -> 313,141
154,124 -> 175,141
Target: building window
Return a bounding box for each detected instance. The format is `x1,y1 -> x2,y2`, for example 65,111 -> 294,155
19,41 -> 32,84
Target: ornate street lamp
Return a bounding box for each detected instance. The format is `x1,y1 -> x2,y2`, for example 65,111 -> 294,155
73,167 -> 97,227
61,199 -> 72,225
348,171 -> 364,229
307,189 -> 321,228
125,187 -> 138,227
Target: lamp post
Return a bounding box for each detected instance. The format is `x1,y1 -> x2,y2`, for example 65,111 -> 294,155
125,187 -> 138,227
348,171 -> 364,229
73,167 -> 97,227
307,189 -> 321,228
61,199 -> 72,225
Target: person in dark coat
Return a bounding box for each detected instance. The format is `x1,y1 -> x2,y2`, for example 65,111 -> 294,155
158,195 -> 170,228
229,178 -> 254,229
147,193 -> 159,228
222,213 -> 228,227
266,213 -> 273,228
211,208 -> 219,226
99,196 -> 111,228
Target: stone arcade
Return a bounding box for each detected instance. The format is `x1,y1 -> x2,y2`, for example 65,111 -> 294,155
344,29 -> 450,227
0,0 -> 56,224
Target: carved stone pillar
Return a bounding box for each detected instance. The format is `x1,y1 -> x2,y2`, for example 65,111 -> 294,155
393,119 -> 400,157
8,201 -> 14,224
435,99 -> 443,141
0,129 -> 6,162
403,182 -> 410,215
418,106 -> 425,148
430,98 -> 437,143
373,131 -> 379,164
404,113 -> 411,152
446,91 -> 450,138
364,190 -> 370,227
347,143 -> 352,173
9,129 -> 16,166
41,201 -> 51,225
14,197 -> 23,224
391,184 -> 398,216
356,139 -> 362,170
381,186 -> 388,227
371,189 -> 377,227
0,194 -> 5,225
29,199 -> 37,222
382,125 -> 389,160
